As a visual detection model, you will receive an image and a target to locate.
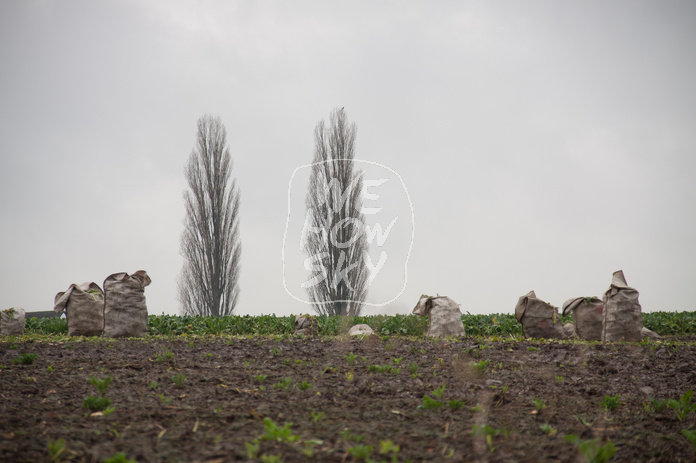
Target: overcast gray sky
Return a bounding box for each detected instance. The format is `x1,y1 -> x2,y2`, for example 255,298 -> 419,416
1,1 -> 695,317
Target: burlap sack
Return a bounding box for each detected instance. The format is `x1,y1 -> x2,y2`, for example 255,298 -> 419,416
641,326 -> 660,339
412,295 -> 465,337
563,323 -> 577,339
1,307 -> 25,336
515,291 -> 566,339
103,271 -> 151,338
294,314 -> 318,336
348,324 -> 375,336
53,282 -> 104,337
562,296 -> 604,341
602,270 -> 642,342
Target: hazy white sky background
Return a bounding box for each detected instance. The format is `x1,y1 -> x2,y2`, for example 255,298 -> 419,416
1,1 -> 695,317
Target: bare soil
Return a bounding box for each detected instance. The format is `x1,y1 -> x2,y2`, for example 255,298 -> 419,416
1,335 -> 695,462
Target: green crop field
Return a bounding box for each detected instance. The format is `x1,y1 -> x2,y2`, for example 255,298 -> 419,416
24,311 -> 696,337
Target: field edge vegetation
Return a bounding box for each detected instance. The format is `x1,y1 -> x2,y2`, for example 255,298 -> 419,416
22,311 -> 696,337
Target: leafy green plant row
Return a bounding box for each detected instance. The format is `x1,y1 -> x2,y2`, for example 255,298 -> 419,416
23,311 -> 696,337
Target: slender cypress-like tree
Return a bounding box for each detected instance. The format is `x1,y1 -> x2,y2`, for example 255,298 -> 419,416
302,108 -> 368,316
179,115 -> 241,316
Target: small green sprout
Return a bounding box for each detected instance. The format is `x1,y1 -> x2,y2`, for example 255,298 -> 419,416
345,352 -> 357,365
155,347 -> 174,363
102,452 -> 136,463
341,429 -> 366,442
297,380 -> 312,391
644,397 -> 669,413
681,428 -> 696,450
419,395 -> 444,410
565,435 -> 616,463
261,417 -> 299,442
13,353 -> 38,365
83,396 -> 111,412
172,373 -> 187,388
599,395 -> 621,411
380,439 -> 400,463
347,444 -> 373,461
47,438 -> 66,462
433,384 -> 446,399
532,398 -> 546,412
469,359 -> 490,376
668,390 -> 695,421
274,377 -> 293,392
88,375 -> 113,395
470,424 -> 504,453
245,441 -> 260,459
448,399 -> 466,410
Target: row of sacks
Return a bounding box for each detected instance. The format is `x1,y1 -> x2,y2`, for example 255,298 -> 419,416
516,270 -> 658,341
52,271 -> 151,338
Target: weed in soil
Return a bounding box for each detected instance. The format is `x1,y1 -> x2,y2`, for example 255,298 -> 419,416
599,394 -> 621,411
682,429 -> 696,451
47,438 -> 66,462
102,453 -> 136,463
565,435 -> 616,463
12,353 -> 38,365
668,390 -> 695,420
88,374 -> 113,395
83,396 -> 111,413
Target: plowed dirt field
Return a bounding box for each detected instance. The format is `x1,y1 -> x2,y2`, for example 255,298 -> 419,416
2,335 -> 695,462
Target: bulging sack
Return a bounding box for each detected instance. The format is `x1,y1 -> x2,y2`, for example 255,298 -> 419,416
602,270 -> 642,342
53,282 -> 105,337
348,324 -> 375,336
563,323 -> 577,339
515,291 -> 566,339
1,307 -> 25,336
103,270 -> 151,338
294,314 -> 318,336
413,295 -> 465,337
562,296 -> 603,341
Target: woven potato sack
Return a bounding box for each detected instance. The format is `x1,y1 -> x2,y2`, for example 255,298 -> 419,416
103,270 -> 151,338
53,282 -> 105,337
602,270 -> 642,342
348,324 -> 375,336
641,326 -> 659,339
294,314 -> 318,336
515,291 -> 566,339
412,295 -> 465,337
563,323 -> 577,339
562,296 -> 603,341
1,307 -> 25,336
